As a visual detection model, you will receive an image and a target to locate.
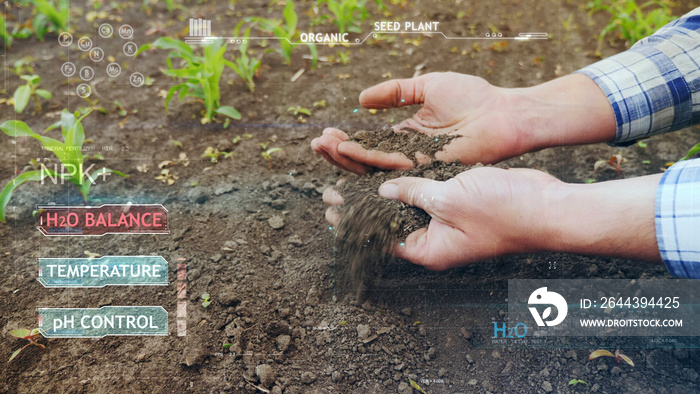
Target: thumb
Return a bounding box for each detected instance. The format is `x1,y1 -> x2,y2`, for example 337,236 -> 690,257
378,176 -> 441,215
359,73 -> 435,109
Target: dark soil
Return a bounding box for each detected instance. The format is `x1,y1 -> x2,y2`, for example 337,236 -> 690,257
336,161 -> 474,296
2,0 -> 700,393
350,126 -> 461,164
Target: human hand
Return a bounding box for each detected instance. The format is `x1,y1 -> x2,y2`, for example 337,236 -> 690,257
312,72 -> 617,174
312,72 -> 524,174
324,167 -> 560,270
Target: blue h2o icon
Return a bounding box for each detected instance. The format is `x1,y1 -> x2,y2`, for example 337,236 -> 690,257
493,322 -> 527,338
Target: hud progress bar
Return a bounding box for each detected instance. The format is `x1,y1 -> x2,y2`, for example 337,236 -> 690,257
184,31 -> 549,46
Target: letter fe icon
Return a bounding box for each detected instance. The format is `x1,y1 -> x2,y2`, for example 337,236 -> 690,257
528,287 -> 567,327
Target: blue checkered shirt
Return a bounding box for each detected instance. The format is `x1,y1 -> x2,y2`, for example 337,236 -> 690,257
576,7 -> 700,278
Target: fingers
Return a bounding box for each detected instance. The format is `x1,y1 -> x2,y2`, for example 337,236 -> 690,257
337,141 -> 415,170
378,176 -> 441,215
322,186 -> 344,206
359,73 -> 436,109
311,128 -> 371,174
325,207 -> 341,227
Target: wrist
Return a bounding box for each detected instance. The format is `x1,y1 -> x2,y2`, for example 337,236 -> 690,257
505,74 -> 617,153
540,176 -> 663,262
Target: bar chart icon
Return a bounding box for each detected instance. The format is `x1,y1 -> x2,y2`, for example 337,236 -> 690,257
189,18 -> 211,37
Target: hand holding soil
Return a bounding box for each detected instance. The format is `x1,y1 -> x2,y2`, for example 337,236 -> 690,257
311,72 -> 618,174
325,166 -> 559,270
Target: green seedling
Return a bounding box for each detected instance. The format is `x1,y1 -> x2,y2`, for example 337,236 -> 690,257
137,37 -> 241,126
568,379 -> 589,387
337,50 -> 351,64
79,97 -> 109,116
287,105 -> 311,117
261,147 -> 283,170
228,24 -> 262,92
32,0 -> 69,41
14,74 -> 51,114
680,142 -> 700,161
317,0 -> 384,35
313,99 -> 326,108
589,349 -> 634,366
223,343 -> 233,349
590,0 -> 676,56
11,57 -> 35,77
0,110 -> 128,222
250,1 -> 318,68
202,146 -> 232,163
8,329 -> 45,363
201,293 -> 211,308
0,12 -> 11,47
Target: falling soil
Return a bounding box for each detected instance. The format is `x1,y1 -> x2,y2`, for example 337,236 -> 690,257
349,125 -> 461,164
335,160 -> 477,297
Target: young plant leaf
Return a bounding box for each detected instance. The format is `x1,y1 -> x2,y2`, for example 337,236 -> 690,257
9,329 -> 31,339
680,143 -> 700,161
13,85 -> 31,114
589,349 -> 615,360
0,168 -> 59,222
215,106 -> 242,120
8,348 -> 23,363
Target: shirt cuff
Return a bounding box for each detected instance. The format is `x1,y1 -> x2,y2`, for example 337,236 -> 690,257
656,158 -> 700,278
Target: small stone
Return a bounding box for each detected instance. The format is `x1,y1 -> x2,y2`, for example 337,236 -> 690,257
587,264 -> 598,276
278,308 -> 290,318
271,199 -> 286,209
564,350 -> 578,360
135,350 -> 147,362
397,382 -> 412,394
610,366 -> 622,375
268,215 -> 285,229
277,334 -> 291,352
501,361 -> 514,375
460,327 -> 472,340
438,368 -> 446,378
491,350 -> 501,359
300,371 -> 316,384
222,240 -> 237,251
542,381 -> 553,392
256,364 -> 275,388
394,363 -> 405,371
539,367 -> 550,377
287,235 -> 303,246
467,379 -> 477,386
465,354 -> 474,364
357,324 -> 371,340
591,383 -> 600,392
210,253 -> 222,263
596,364 -> 608,372
331,371 -> 342,382
271,386 -> 282,394
214,184 -> 234,195
400,307 -> 412,316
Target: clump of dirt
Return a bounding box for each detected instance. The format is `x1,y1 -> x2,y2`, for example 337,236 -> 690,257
335,160 -> 476,297
349,125 -> 461,164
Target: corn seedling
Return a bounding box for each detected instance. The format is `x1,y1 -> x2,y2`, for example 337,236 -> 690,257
318,0 -> 384,35
250,1 -> 318,68
313,99 -> 326,108
568,379 -> 589,387
589,0 -> 676,56
589,349 -> 634,366
13,74 -> 51,114
0,13 -> 11,47
228,24 -> 262,92
137,37 -> 241,126
262,147 -> 283,169
8,329 -> 45,363
0,110 -> 128,222
202,146 -> 232,163
31,0 -> 69,41
680,143 -> 700,162
287,105 -> 311,117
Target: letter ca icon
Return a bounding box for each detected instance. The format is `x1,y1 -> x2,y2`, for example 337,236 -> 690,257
528,287 -> 567,327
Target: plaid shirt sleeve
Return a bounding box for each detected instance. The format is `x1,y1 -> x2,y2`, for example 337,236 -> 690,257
574,7 -> 700,146
656,158 -> 700,278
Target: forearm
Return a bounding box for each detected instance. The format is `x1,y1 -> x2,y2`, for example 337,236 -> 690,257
504,74 -> 617,151
538,174 -> 663,262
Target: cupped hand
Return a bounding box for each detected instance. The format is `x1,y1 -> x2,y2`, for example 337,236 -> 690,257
324,167 -> 561,270
311,72 -> 525,174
